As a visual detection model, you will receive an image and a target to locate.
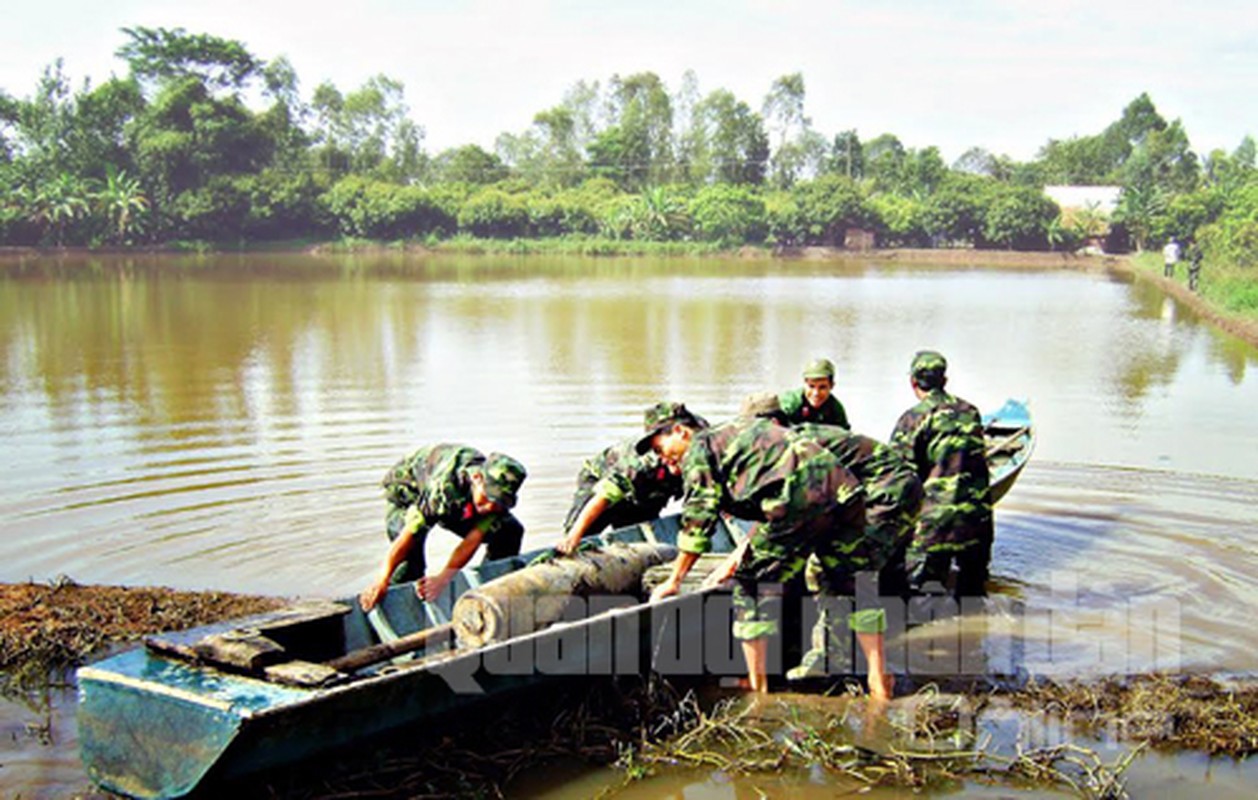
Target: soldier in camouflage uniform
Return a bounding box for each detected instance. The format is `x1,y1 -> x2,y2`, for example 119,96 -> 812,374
742,391 -> 922,598
890,351 -> 993,598
360,444 -> 527,611
778,357 -> 851,428
640,402 -> 889,699
557,416 -> 708,555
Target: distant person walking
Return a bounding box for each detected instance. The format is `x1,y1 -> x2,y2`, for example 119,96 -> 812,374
1163,237 -> 1181,279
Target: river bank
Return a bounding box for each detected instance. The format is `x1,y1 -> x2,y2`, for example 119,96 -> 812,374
6,241 -> 1254,348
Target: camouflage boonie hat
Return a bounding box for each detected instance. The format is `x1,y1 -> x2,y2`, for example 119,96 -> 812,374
802,358 -> 835,381
477,452 -> 526,509
910,350 -> 948,388
635,401 -> 702,454
740,391 -> 784,419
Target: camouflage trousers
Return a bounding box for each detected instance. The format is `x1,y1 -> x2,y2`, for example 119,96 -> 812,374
805,476 -> 923,599
385,505 -> 525,583
731,499 -> 874,641
906,514 -> 993,598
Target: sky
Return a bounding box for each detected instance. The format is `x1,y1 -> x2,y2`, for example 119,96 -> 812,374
2,0 -> 1254,164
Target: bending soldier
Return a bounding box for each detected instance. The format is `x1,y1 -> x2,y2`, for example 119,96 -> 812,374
557,424 -> 705,555
641,402 -> 890,700
360,444 -> 526,610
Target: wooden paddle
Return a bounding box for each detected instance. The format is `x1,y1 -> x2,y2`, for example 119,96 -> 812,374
324,622 -> 454,674
985,425 -> 1029,458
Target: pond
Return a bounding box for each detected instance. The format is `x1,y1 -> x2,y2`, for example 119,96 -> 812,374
1,251 -> 1256,797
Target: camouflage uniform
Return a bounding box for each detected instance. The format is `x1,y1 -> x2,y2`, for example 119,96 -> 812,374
778,388 -> 850,429
795,423 -> 923,597
562,437 -> 684,535
671,416 -> 877,641
381,444 -> 526,583
889,352 -> 993,596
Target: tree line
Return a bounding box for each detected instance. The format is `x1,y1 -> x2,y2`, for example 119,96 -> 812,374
0,26 -> 1255,264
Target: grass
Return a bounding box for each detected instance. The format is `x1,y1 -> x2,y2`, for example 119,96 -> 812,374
1131,251 -> 1258,322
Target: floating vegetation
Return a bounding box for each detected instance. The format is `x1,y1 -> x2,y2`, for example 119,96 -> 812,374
0,576 -> 284,679
1009,673 -> 1258,757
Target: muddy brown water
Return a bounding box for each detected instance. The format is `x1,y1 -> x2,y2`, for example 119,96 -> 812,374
1,253 -> 1256,797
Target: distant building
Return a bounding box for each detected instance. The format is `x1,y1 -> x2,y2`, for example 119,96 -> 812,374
844,227 -> 876,251
1043,186 -> 1122,215
1044,185 -> 1124,253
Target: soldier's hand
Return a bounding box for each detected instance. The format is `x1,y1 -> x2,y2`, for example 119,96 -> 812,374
359,581 -> 385,612
700,556 -> 738,590
650,580 -> 680,603
417,569 -> 454,602
555,533 -> 582,556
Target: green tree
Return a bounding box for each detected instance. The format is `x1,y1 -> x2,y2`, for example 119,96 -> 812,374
864,133 -> 905,192
924,173 -> 992,246
869,192 -> 929,247
310,75 -> 425,181
432,144 -> 507,185
830,129 -> 863,179
117,26 -> 261,90
1120,118 -> 1200,196
689,183 -> 765,245
983,186 -> 1060,250
696,89 -> 768,186
762,73 -> 809,188
790,174 -> 871,245
589,72 -> 675,189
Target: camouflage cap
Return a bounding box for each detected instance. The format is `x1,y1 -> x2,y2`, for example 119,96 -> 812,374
739,391 -> 784,419
635,401 -> 702,454
910,350 -> 948,389
802,358 -> 835,381
477,452 -> 527,509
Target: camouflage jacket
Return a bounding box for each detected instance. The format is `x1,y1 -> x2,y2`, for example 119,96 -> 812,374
566,437 -> 682,525
794,423 -> 920,509
381,444 -> 501,538
676,418 -> 863,554
778,387 -> 850,429
889,390 -> 992,525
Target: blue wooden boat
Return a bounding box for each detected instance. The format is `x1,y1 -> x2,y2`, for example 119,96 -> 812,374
982,398 -> 1035,504
77,400 -> 1034,798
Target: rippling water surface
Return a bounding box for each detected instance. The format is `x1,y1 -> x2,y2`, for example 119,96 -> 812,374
1,252 -> 1256,797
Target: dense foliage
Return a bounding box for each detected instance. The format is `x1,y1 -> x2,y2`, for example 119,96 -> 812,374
1,27 -> 1255,269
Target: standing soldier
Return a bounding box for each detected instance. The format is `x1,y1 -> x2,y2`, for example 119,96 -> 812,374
360,444 -> 527,611
556,418 -> 706,555
1187,240 -> 1203,292
779,357 -> 851,428
641,402 -> 889,700
890,351 -> 993,598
